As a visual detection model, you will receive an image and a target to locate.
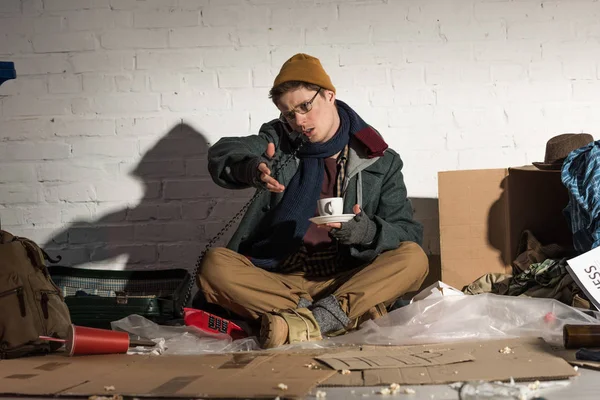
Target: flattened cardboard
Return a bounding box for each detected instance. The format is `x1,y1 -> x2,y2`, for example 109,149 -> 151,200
0,354 -> 140,395
551,345 -> 600,371
439,166 -> 571,289
0,338 -> 578,397
322,337 -> 578,386
438,168 -> 509,289
0,351 -> 337,399
316,347 -> 474,370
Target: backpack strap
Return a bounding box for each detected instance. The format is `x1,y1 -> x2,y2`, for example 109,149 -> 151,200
0,230 -> 14,244
12,236 -> 62,268
0,342 -> 51,360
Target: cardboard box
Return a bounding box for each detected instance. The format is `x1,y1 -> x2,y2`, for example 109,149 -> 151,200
438,165 -> 572,289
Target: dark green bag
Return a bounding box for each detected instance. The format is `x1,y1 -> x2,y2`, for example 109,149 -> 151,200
49,266 -> 191,329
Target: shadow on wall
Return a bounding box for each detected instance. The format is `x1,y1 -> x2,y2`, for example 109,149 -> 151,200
487,177 -> 511,268
43,126 -> 443,295
409,197 -> 441,293
43,123 -> 253,274
486,172 -> 573,269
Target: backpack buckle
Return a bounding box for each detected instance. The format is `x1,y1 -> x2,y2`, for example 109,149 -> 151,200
115,291 -> 128,305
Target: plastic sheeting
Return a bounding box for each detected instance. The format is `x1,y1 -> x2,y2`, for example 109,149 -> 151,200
451,377 -> 571,399
111,314 -> 260,355
329,293 -> 600,347
111,294 -> 600,355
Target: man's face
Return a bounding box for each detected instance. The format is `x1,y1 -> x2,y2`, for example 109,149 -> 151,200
276,87 -> 338,144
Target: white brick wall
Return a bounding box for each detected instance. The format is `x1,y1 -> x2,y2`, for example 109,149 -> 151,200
1,0 -> 598,267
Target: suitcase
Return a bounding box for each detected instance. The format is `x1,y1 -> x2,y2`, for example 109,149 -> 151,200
49,266 -> 191,329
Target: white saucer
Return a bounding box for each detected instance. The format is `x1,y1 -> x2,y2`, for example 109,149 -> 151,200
309,214 -> 355,225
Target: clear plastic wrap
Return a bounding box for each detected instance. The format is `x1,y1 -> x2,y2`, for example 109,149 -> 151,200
329,293 -> 600,347
452,378 -> 571,399
111,294 -> 600,354
111,314 -> 260,355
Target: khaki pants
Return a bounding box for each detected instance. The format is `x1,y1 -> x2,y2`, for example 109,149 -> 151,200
197,241 -> 429,321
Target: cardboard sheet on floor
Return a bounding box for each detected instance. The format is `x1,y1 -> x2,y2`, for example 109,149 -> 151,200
0,338 -> 579,396
0,351 -> 337,399
317,346 -> 474,370
551,345 -> 600,371
322,337 -> 578,386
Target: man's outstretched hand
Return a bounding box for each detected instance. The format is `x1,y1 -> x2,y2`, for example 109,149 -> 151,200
258,143 -> 285,193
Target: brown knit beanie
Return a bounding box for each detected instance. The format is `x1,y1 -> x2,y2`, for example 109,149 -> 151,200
272,53 -> 336,93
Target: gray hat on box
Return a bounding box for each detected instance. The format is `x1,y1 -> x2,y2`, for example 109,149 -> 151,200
533,133 -> 595,170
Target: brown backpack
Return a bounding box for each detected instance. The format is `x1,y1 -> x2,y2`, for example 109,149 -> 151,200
0,230 -> 72,359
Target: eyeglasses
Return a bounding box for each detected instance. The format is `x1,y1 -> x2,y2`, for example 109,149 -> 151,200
279,88 -> 322,122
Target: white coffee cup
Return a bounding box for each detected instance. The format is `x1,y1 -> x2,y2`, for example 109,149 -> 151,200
317,197 -> 344,216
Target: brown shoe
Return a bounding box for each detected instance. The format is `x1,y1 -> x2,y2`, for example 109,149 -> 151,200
259,313 -> 289,349
259,308 -> 323,349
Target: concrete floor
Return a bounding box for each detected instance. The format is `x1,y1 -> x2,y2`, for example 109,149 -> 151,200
0,368 -> 596,399
308,368 -> 599,400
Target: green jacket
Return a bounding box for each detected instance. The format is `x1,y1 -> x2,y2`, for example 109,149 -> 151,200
208,119 -> 423,265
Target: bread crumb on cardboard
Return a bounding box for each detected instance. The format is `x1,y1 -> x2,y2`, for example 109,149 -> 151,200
315,390 -> 327,398
103,386 -> 115,392
277,383 -> 288,391
499,346 -> 514,354
341,369 -> 351,375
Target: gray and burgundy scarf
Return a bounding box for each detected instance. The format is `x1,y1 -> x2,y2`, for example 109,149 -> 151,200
242,100 -> 388,269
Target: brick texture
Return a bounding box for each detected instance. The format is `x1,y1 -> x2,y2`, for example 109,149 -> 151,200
2,0 -> 597,267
